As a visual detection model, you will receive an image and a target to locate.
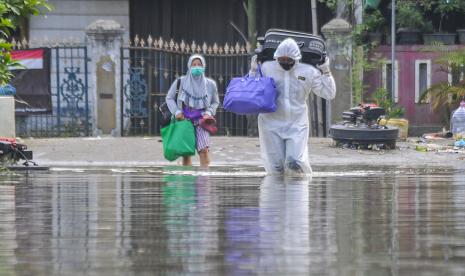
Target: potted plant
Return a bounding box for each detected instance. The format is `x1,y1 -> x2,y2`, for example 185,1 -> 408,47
423,0 -> 465,45
364,10 -> 385,45
396,1 -> 425,44
457,29 -> 465,44
420,49 -> 465,128
371,87 -> 408,140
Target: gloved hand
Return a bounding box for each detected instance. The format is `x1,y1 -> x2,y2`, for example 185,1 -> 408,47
317,57 -> 331,75
250,55 -> 258,72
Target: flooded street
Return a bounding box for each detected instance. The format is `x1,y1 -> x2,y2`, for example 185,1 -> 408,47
0,166 -> 464,275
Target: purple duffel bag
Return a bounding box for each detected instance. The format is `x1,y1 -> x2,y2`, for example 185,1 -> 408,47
223,64 -> 277,115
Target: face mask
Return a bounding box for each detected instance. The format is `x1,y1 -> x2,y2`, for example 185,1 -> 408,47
279,61 -> 295,71
191,66 -> 205,76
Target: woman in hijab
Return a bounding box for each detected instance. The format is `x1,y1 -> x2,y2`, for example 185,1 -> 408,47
166,54 -> 219,167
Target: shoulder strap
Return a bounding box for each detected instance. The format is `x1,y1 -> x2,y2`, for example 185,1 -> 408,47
175,78 -> 181,101
176,78 -> 181,92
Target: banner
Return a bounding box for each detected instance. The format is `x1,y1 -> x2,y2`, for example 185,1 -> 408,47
9,48 -> 52,114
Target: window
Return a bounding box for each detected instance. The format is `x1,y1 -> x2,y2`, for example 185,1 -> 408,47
415,60 -> 431,103
448,63 -> 464,86
382,60 -> 399,103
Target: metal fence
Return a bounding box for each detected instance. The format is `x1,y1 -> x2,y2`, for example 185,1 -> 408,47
121,36 -> 328,137
13,40 -> 90,137
12,36 -> 327,138
121,36 -> 251,136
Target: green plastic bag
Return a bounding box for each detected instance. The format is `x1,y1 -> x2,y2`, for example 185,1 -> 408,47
161,118 -> 196,161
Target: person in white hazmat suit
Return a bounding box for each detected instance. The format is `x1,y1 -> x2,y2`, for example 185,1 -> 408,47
250,38 -> 336,175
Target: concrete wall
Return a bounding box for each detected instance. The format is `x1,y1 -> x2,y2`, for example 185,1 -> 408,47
0,97 -> 16,137
29,0 -> 129,43
21,0 -> 130,137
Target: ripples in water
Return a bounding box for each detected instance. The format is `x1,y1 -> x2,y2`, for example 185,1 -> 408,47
0,165 -> 463,275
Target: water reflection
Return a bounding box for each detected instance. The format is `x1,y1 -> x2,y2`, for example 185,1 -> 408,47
162,173 -> 219,273
258,176 -> 311,274
0,167 -> 463,275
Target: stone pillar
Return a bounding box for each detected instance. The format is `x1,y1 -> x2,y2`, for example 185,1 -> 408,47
86,20 -> 124,136
0,96 -> 15,137
321,18 -> 353,124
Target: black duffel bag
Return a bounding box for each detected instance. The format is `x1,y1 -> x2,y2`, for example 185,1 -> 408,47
159,78 -> 181,128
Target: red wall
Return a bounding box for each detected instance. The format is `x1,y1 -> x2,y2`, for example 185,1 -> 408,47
364,45 -> 465,128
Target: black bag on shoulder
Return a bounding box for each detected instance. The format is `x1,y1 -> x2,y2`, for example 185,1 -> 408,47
159,79 -> 181,128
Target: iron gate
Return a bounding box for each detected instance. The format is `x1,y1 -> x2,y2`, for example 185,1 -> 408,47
14,41 -> 90,137
121,36 -> 328,137
121,36 -> 251,136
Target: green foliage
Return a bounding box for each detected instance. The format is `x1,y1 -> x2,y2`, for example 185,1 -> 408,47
318,0 -> 389,106
422,0 -> 465,32
0,0 -> 52,86
318,0 -> 338,11
352,50 -> 384,104
423,21 -> 434,34
371,87 -> 405,119
243,0 -> 256,50
364,10 -> 385,33
350,8 -> 388,104
396,1 -> 425,30
420,49 -> 465,126
0,40 -> 14,85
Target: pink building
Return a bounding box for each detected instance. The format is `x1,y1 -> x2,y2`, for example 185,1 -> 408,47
364,45 -> 465,136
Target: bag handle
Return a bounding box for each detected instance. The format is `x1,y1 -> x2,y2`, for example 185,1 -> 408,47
173,78 -> 181,111
170,115 -> 177,124
175,78 -> 181,100
245,62 -> 263,78
257,63 -> 263,77
160,78 -> 181,111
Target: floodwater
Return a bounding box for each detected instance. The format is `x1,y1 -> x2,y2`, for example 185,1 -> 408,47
0,166 -> 464,276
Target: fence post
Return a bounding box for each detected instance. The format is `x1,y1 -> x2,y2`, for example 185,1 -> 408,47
86,20 -> 125,136
321,18 -> 353,128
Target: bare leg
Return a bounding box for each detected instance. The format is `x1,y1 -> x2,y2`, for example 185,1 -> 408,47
199,149 -> 210,168
182,156 -> 192,166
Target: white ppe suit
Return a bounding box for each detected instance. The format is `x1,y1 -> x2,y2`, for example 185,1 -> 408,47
252,38 -> 336,175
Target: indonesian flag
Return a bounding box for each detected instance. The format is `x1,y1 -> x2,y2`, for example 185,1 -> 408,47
10,49 -> 44,70
9,48 -> 52,114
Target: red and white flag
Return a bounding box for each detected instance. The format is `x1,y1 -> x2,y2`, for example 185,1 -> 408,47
10,49 -> 44,70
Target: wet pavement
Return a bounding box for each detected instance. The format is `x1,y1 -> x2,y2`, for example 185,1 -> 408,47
1,165 -> 464,275
21,137 -> 465,169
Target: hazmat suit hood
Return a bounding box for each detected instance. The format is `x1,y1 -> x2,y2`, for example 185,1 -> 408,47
273,38 -> 302,61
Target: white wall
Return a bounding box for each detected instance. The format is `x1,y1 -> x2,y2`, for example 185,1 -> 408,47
29,0 -> 130,43
0,97 -> 16,137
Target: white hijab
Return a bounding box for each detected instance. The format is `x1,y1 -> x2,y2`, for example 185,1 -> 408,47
179,54 -> 209,109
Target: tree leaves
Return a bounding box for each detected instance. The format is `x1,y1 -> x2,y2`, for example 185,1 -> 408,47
420,49 -> 465,126
0,0 -> 52,86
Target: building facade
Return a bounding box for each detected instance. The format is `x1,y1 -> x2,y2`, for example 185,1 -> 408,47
364,45 -> 465,135
19,0 -> 336,137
